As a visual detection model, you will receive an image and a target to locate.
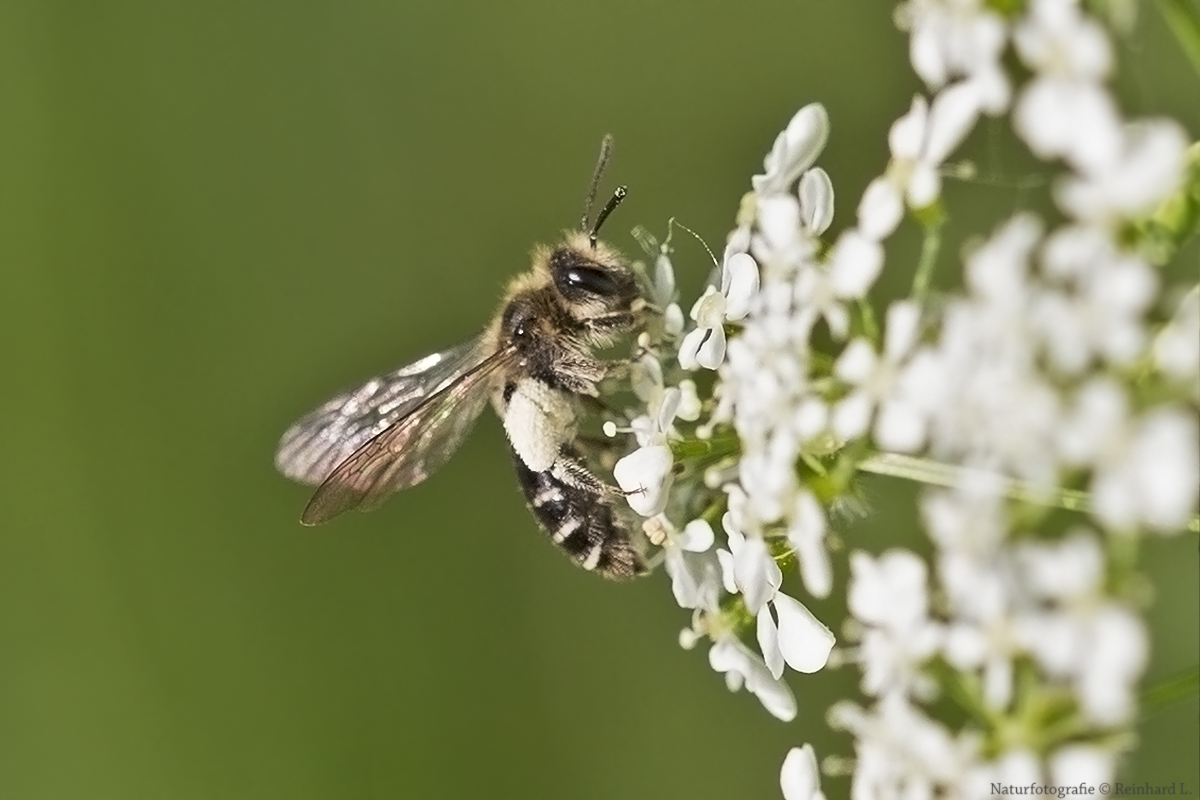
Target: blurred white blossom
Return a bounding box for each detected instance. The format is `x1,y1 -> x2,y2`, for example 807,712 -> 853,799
780,745 -> 826,800
600,2 -> 1196,787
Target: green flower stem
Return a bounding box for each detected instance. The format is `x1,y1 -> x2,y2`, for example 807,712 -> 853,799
911,203 -> 946,307
1158,0 -> 1200,77
671,435 -> 740,461
1141,666 -> 1200,716
857,452 -> 1200,533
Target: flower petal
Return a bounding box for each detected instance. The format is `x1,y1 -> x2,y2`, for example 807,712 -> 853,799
781,745 -> 825,800
757,605 -> 785,679
722,252 -> 760,321
907,162 -> 942,209
924,81 -> 982,165
889,95 -> 929,161
663,303 -> 684,336
657,386 -> 681,432
665,550 -> 720,610
857,177 -> 903,241
773,593 -> 836,673
875,400 -> 926,453
695,324 -> 727,370
690,285 -> 725,326
653,253 -> 676,306
613,444 -> 673,517
789,491 -> 831,599
716,548 -> 738,594
798,168 -> 835,235
680,519 -> 715,552
734,535 -> 782,614
834,339 -> 878,384
832,390 -> 873,440
828,230 -> 883,299
678,327 -> 707,371
883,300 -> 921,360
753,103 -> 830,195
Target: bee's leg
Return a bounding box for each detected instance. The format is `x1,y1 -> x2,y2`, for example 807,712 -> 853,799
549,449 -> 611,496
551,445 -> 651,502
585,297 -> 647,341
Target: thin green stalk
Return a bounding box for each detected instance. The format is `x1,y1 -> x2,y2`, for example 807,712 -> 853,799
1158,0 -> 1200,77
911,207 -> 945,307
1141,666 -> 1200,716
858,452 -> 1200,533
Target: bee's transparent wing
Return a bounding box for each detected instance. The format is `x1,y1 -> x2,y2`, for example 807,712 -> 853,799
288,343 -> 516,525
275,335 -> 493,487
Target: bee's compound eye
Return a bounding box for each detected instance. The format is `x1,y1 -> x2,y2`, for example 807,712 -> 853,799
564,265 -> 620,297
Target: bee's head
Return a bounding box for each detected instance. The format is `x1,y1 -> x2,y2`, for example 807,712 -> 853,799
547,235 -> 639,317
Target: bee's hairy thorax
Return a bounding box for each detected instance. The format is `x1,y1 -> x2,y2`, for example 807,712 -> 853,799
486,234 -> 647,579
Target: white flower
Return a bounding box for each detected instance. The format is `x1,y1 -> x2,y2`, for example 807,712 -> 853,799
752,103 -> 830,196
708,632 -> 798,722
1054,377 -> 1130,468
1032,225 -> 1157,374
757,590 -> 836,678
719,513 -> 834,678
613,444 -> 673,517
1014,0 -> 1113,81
962,749 -> 1043,798
798,168 -> 835,235
1054,381 -> 1198,533
650,252 -> 685,336
781,745 -> 826,800
1075,605 -> 1147,724
786,490 -> 831,599
878,86 -> 983,217
1012,0 -> 1122,173
941,558 -> 1022,710
917,215 -> 1067,486
644,516 -> 721,610
832,300 -> 925,451
678,252 -> 759,370
718,511 -> 781,613
791,230 -> 883,341
849,550 -> 942,698
1013,78 -> 1121,173
902,0 -> 1009,98
1154,286 -> 1200,398
629,354 -> 682,441
1054,120 -> 1189,223
1014,530 -> 1104,602
1050,744 -> 1115,786
674,379 -> 702,421
921,480 -> 1008,557
753,195 -> 818,282
1089,408 -> 1199,534
832,694 -> 974,798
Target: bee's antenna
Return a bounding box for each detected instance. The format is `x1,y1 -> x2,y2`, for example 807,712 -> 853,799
580,134 -> 615,233
589,186 -> 627,249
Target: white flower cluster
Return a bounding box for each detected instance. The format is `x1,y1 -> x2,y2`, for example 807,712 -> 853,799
596,0 -> 1195,789
778,1 -> 1199,797
608,104 -> 848,721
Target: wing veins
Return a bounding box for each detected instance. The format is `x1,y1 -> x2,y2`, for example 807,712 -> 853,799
300,346 -> 515,525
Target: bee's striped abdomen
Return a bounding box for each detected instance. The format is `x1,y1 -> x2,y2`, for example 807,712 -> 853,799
511,447 -> 645,580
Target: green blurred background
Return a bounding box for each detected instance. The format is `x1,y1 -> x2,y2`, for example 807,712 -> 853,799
1,1 -> 1196,798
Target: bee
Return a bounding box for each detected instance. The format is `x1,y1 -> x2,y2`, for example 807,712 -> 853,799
274,137 -> 648,579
